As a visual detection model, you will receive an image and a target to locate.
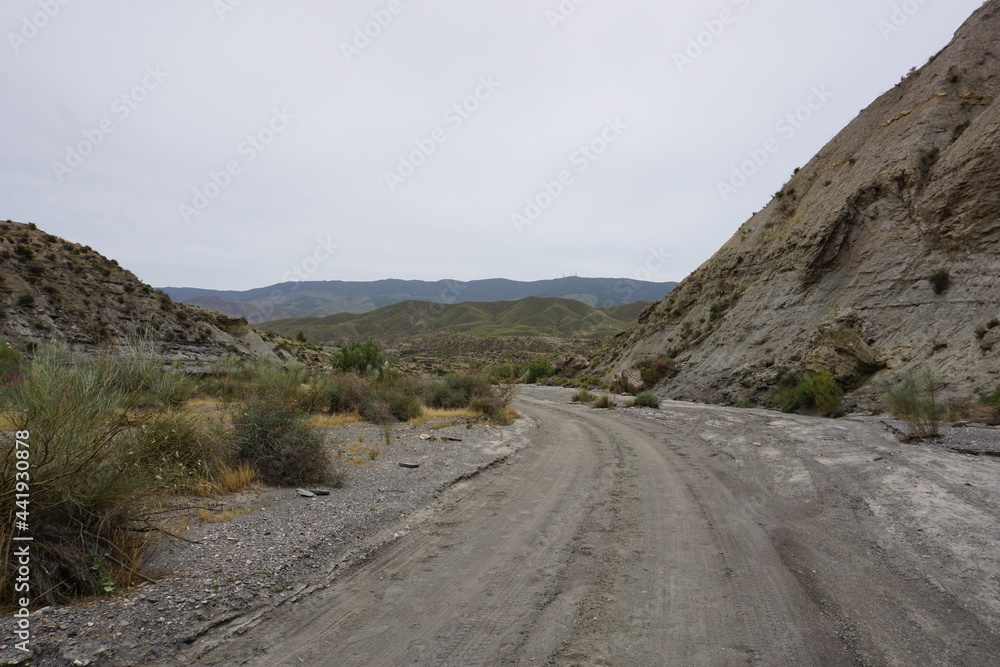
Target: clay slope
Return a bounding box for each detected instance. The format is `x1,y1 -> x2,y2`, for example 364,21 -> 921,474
595,1 -> 1000,407
0,221 -> 297,367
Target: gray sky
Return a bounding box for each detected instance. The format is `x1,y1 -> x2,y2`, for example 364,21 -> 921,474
0,0 -> 986,290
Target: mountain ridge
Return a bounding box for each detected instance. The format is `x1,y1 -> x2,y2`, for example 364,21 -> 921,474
162,277 -> 676,323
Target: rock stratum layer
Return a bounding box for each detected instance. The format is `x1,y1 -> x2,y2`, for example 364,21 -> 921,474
595,1 -> 1000,406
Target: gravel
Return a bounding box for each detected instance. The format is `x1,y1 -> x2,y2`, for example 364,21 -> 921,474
0,417 -> 530,667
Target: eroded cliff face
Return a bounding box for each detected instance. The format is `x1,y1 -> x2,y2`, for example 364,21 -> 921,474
595,1 -> 1000,406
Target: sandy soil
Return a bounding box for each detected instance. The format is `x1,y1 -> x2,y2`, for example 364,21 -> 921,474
5,387 -> 1000,665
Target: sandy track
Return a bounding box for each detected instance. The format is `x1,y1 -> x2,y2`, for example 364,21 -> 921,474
194,387 -> 1000,666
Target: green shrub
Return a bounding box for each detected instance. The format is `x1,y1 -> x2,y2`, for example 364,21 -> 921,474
772,369 -> 843,415
332,341 -> 385,376
525,357 -> 555,384
630,391 -> 661,408
572,389 -> 596,403
428,373 -> 492,409
879,366 -> 941,439
634,357 -> 678,387
232,400 -> 331,486
0,347 -> 158,605
485,363 -> 526,382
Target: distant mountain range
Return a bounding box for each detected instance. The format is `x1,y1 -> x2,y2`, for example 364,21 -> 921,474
260,297 -> 653,345
162,277 -> 676,323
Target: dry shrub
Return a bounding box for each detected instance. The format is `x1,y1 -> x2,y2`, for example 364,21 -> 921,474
232,400 -> 332,486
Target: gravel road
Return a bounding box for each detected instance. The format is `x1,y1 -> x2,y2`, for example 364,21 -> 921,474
189,386 -> 1000,666
5,387 -> 1000,665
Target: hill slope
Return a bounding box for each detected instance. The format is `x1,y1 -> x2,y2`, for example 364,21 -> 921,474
163,277 -> 676,322
0,221 -> 294,366
595,1 -> 1000,406
262,297 -> 650,345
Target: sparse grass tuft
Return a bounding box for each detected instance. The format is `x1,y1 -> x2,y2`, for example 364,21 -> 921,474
572,389 -> 597,404
592,394 -> 617,410
192,464 -> 261,498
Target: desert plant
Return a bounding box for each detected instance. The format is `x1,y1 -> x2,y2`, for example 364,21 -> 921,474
951,120 -> 971,142
572,389 -> 596,403
16,293 -> 35,309
0,347 -> 161,605
232,400 -> 332,486
492,382 -> 519,407
127,410 -> 229,493
880,366 -> 941,440
427,373 -> 493,409
634,357 -> 678,388
772,369 -> 843,415
977,388 -> 1000,426
332,341 -> 385,376
592,394 -> 617,409
524,357 -> 555,384
629,391 -> 661,409
928,269 -> 951,295
485,363 -> 526,383
143,370 -> 199,409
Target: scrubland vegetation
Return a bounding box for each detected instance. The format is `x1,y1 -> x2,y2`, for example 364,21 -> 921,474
0,339 -> 517,606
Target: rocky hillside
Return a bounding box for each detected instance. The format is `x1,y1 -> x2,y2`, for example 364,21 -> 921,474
0,221 -> 300,367
595,1 -> 1000,408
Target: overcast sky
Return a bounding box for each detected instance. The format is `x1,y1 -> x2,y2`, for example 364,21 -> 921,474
0,0 -> 986,290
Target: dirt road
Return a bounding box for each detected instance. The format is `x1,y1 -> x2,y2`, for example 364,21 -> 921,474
192,386 -> 1000,666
